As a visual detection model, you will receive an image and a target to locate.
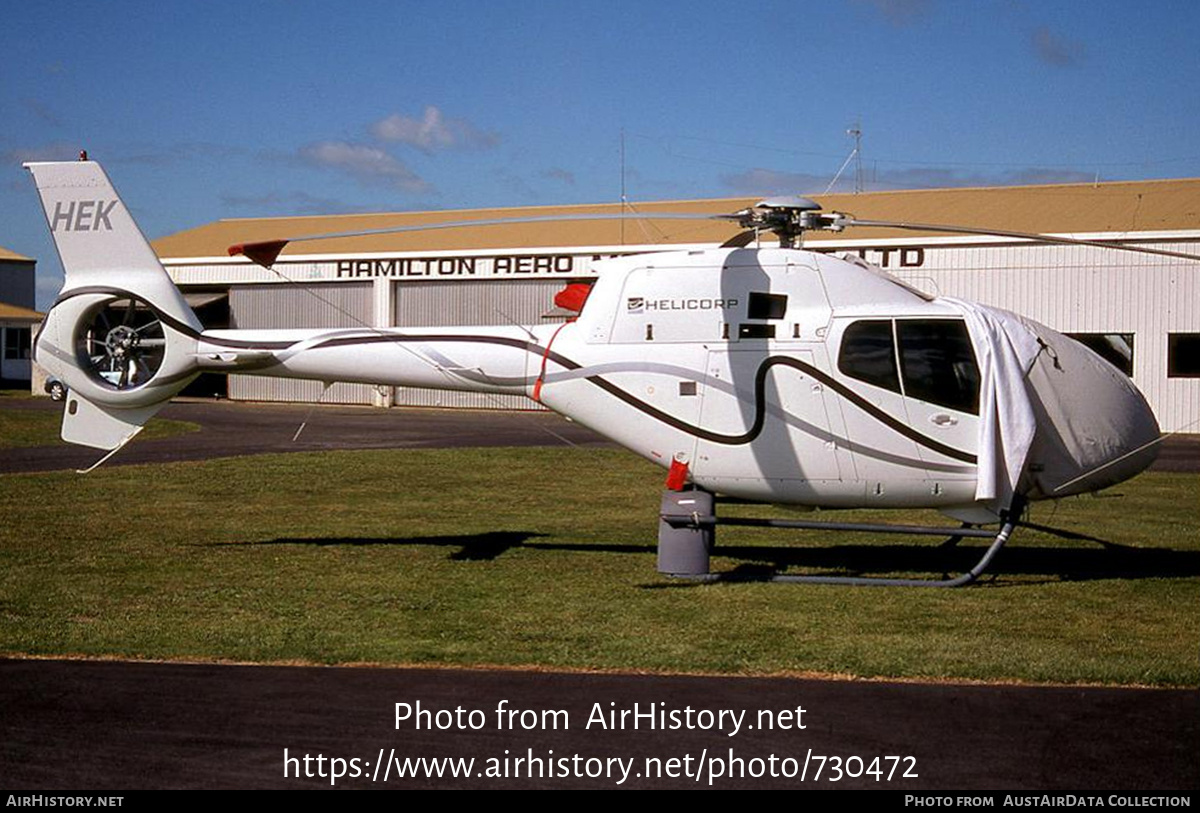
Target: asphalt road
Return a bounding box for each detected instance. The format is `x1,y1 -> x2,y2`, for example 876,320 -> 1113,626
2,395 -> 1197,790
1,658 -> 1195,790
3,396 -> 1195,475
0,397 -> 615,475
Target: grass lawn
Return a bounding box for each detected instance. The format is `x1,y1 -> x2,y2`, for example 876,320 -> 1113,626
1,447 -> 1196,686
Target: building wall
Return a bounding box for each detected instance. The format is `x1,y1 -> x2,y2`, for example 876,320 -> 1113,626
0,261 -> 35,310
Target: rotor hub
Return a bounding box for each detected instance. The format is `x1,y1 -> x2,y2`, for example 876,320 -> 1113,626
722,197 -> 847,248
104,324 -> 140,358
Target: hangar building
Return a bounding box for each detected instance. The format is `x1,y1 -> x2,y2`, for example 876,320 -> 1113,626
0,245 -> 39,384
151,179 -> 1200,433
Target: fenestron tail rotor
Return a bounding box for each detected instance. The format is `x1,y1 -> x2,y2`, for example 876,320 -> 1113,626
75,296 -> 166,390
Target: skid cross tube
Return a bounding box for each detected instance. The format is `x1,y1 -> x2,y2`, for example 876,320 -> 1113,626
677,515 -> 1001,538
658,498 -> 1023,587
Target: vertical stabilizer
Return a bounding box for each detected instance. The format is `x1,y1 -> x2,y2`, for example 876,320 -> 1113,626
25,160 -> 200,331
26,159 -> 202,452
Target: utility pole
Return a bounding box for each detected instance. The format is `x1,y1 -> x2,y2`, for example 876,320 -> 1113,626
620,128 -> 626,244
848,121 -> 863,194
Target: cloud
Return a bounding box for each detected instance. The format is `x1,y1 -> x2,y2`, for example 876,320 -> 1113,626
23,99 -> 64,128
370,107 -> 500,153
542,167 -> 576,186
1,143 -> 81,163
493,169 -> 539,201
998,167 -> 1094,186
722,164 -> 1097,195
37,272 -> 66,305
3,141 -> 252,168
873,166 -> 1094,189
109,142 -> 248,166
298,141 -> 432,194
1031,26 -> 1084,67
855,0 -> 933,26
720,168 -> 836,196
220,190 -> 374,216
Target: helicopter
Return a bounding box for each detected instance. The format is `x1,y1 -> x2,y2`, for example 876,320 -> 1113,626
26,158 -> 1173,586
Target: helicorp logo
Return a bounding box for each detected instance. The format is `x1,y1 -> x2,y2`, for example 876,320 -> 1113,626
627,297 -> 644,313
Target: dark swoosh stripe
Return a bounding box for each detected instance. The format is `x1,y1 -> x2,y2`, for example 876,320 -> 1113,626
583,357 -> 977,463
313,332 -> 545,355
51,287 -> 974,463
51,287 -> 296,349
788,360 -> 978,464
313,333 -> 976,464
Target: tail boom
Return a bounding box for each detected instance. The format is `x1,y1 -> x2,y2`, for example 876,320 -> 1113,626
195,325 -> 550,396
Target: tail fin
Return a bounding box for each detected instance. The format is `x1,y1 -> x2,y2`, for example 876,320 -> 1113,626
26,160 -> 202,450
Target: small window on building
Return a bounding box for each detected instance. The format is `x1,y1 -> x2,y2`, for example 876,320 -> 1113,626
1066,333 -> 1134,377
839,320 -> 900,394
897,320 -> 980,414
747,292 -> 787,320
1168,333 -> 1200,378
3,327 -> 31,360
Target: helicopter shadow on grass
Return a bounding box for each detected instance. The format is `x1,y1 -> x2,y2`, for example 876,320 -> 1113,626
205,529 -> 1200,584
205,531 -> 548,561
660,541 -> 1200,587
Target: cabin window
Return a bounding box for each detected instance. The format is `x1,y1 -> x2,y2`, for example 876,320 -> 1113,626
897,320 -> 980,414
1066,333 -> 1134,376
747,292 -> 788,320
838,320 -> 900,394
1167,333 -> 1200,378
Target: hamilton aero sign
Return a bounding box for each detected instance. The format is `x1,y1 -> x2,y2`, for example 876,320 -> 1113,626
260,246 -> 927,283
335,255 -> 587,279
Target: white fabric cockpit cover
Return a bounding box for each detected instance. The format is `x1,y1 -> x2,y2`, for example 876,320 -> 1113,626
942,298 -> 1044,513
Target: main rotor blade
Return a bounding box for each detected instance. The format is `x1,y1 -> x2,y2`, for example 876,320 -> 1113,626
720,230 -> 758,248
229,212 -> 722,268
842,217 -> 1200,262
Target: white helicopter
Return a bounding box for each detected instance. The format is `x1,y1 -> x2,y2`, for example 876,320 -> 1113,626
27,158 -> 1172,586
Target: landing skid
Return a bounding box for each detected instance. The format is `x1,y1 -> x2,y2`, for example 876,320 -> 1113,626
658,490 -> 1023,587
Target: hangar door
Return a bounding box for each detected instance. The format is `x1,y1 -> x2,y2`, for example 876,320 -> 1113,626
228,282 -> 377,405
391,279 -> 565,410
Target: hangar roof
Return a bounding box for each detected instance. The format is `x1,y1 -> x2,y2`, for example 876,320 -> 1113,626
0,301 -> 43,321
0,245 -> 34,263
153,177 -> 1200,261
